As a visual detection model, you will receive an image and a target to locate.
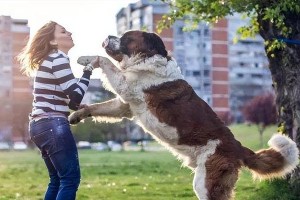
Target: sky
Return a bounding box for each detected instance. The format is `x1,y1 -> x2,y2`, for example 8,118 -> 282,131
0,0 -> 138,77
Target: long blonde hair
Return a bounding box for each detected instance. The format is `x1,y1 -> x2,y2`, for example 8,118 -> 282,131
18,21 -> 58,76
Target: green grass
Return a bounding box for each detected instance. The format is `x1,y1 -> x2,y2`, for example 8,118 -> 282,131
0,151 -> 195,200
229,124 -> 278,150
0,124 -> 298,200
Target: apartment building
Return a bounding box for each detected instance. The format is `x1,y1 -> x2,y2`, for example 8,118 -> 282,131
0,15 -> 31,141
227,14 -> 272,122
115,0 -> 272,122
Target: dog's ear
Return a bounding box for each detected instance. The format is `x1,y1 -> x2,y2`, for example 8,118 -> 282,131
143,32 -> 170,59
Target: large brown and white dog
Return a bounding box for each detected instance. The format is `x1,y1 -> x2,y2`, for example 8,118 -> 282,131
69,30 -> 299,200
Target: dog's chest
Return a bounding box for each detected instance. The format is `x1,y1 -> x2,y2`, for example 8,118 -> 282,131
130,102 -> 179,144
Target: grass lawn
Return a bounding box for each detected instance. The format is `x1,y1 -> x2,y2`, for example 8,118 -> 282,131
0,124 -> 298,200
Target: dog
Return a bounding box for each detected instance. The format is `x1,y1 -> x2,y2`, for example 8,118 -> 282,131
69,30 -> 299,200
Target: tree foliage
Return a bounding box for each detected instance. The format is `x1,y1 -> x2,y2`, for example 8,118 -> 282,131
243,93 -> 277,126
71,118 -> 126,143
243,93 -> 277,147
159,0 -> 300,52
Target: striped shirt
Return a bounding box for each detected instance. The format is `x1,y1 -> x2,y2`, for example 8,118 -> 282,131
31,50 -> 91,117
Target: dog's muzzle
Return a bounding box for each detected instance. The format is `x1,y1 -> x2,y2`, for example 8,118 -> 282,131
102,35 -> 120,51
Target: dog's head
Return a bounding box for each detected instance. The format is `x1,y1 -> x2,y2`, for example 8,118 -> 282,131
102,30 -> 170,62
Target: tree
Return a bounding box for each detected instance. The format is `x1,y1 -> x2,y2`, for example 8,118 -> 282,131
158,0 -> 300,189
0,99 -> 31,143
0,99 -> 13,142
12,102 -> 32,142
71,118 -> 126,143
243,93 -> 277,147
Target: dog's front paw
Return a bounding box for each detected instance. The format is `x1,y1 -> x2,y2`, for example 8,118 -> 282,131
68,108 -> 90,124
77,56 -> 98,66
98,56 -> 113,66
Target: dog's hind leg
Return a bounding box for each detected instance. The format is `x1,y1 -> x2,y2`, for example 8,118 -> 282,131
193,140 -> 220,200
69,98 -> 132,124
204,155 -> 240,200
193,165 -> 209,200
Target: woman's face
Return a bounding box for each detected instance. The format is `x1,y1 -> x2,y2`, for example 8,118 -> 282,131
53,24 -> 74,54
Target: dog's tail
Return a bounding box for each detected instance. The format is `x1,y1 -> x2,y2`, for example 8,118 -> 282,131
242,133 -> 299,180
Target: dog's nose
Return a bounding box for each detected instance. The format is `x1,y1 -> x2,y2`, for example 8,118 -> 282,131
102,37 -> 109,48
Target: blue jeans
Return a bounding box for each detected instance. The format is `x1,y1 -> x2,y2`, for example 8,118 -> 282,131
29,117 -> 80,200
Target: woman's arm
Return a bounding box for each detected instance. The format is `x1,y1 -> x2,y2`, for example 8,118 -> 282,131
52,54 -> 91,110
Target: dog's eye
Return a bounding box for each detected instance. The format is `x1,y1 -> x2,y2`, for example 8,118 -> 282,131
120,37 -> 136,56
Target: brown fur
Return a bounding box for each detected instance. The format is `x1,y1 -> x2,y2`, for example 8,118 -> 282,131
206,154 -> 239,200
244,148 -> 285,177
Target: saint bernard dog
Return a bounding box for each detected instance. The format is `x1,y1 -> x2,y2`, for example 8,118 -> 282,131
69,30 -> 299,200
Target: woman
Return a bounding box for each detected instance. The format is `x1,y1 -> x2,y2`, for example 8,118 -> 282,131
18,21 -> 98,200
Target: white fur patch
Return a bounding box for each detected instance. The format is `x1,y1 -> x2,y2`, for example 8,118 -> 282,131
268,133 -> 299,175
193,140 -> 220,200
118,55 -> 184,103
122,54 -> 183,84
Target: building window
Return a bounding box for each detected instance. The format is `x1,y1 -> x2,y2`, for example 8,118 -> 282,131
237,73 -> 244,78
204,69 -> 210,77
175,41 -> 184,46
193,71 -> 201,76
177,27 -> 183,35
185,70 -> 193,76
251,74 -> 262,78
204,28 -> 209,36
194,86 -> 201,90
206,97 -> 211,104
204,83 -> 211,92
188,33 -> 194,40
140,16 -> 143,26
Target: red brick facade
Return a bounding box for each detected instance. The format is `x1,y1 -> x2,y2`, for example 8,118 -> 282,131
211,19 -> 229,116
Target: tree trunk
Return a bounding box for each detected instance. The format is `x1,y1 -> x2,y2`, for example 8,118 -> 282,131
258,125 -> 264,148
257,10 -> 300,189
